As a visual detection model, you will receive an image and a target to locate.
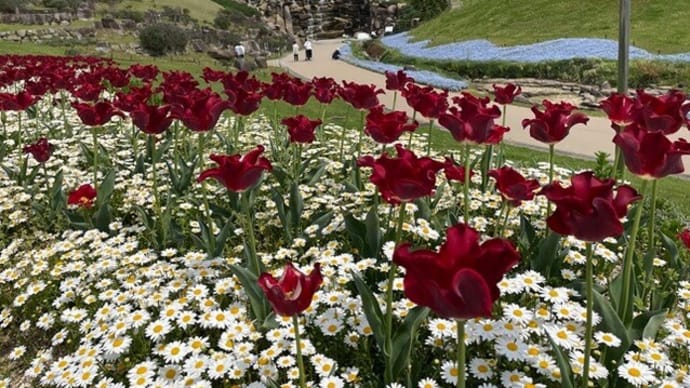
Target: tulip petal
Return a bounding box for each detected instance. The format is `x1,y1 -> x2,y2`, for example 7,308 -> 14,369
452,268 -> 494,319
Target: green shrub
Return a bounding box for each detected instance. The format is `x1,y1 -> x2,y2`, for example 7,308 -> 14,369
0,0 -> 25,12
397,0 -> 449,31
139,23 -> 188,56
210,0 -> 260,18
112,9 -> 145,23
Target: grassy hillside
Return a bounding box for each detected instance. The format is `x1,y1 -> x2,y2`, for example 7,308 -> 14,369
411,0 -> 690,54
97,0 -> 223,24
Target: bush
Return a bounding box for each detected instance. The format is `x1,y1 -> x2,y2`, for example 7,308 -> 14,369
0,0 -> 24,12
112,9 -> 145,23
397,0 -> 449,31
139,23 -> 188,56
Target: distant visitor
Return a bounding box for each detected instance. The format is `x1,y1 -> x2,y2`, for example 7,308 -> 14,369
331,49 -> 341,60
304,39 -> 313,61
234,42 -> 245,58
292,41 -> 300,62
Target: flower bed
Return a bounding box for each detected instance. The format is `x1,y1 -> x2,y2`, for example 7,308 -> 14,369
0,56 -> 689,388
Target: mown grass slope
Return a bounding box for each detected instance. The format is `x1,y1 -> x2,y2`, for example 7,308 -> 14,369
411,0 -> 690,54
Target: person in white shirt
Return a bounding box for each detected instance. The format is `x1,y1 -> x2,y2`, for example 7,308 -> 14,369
234,43 -> 245,58
292,41 -> 299,61
304,39 -> 313,61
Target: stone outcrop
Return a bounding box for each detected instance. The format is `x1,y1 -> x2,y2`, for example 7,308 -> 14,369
0,27 -> 96,44
240,0 -> 401,39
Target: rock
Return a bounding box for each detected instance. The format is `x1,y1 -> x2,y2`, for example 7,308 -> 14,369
207,48 -> 235,61
101,17 -> 121,29
254,56 -> 268,68
234,57 -> 257,71
190,39 -> 208,52
60,20 -> 70,26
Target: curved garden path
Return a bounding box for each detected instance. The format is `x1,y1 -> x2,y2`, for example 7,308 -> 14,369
269,39 -> 678,160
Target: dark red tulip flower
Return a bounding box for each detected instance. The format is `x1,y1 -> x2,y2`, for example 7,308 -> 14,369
682,103 -> 690,128
128,64 -> 159,81
521,100 -> 589,144
262,73 -> 291,101
385,70 -> 414,91
0,91 -> 38,111
226,88 -> 262,116
197,145 -> 273,192
23,137 -> 54,163
634,89 -> 687,134
258,262 -> 323,317
202,67 -> 227,84
600,92 -> 636,129
492,83 -> 522,105
283,79 -> 313,106
541,171 -> 641,241
71,101 -> 124,126
393,223 -> 520,319
67,184 -> 97,208
338,80 -> 384,110
678,229 -> 690,250
364,105 -> 419,144
281,115 -> 322,144
113,84 -> 153,113
402,84 -> 448,119
357,144 -> 445,205
24,80 -> 49,97
172,89 -> 231,132
221,70 -> 262,93
130,103 -> 174,135
613,125 -> 690,179
70,83 -> 103,102
488,166 -> 540,206
443,157 -> 474,183
439,93 -> 506,144
311,76 -> 339,104
100,67 -> 130,88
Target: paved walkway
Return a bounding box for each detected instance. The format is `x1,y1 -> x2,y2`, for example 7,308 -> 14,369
268,39 -> 672,160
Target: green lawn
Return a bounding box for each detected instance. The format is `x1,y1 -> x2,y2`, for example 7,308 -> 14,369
412,0 -> 690,54
96,0 -> 222,24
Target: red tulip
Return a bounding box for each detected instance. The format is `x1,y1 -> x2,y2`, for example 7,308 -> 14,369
258,262 -> 323,317
23,137 -> 54,163
541,171 -> 641,241
439,93 -> 506,144
357,144 -> 445,205
488,166 -> 540,206
634,89 -> 687,134
492,83 -> 522,105
130,104 -> 174,135
100,67 -> 130,88
600,93 -> 636,128
202,67 -> 227,84
67,184 -> 97,208
283,79 -> 313,106
393,223 -> 520,319
70,83 -> 103,102
521,100 -> 589,144
678,229 -> 690,250
443,157 -> 474,183
311,76 -> 338,104
364,105 -> 418,144
221,70 -> 262,93
613,125 -> 690,179
171,89 -> 231,132
338,81 -> 384,110
113,84 -> 153,113
71,101 -> 124,126
197,145 -> 272,192
128,64 -> 159,81
402,84 -> 448,119
281,114 -> 322,144
226,88 -> 262,116
0,91 -> 38,111
682,103 -> 690,128
262,73 -> 291,101
385,70 -> 414,91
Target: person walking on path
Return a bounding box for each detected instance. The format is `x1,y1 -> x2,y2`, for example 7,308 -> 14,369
304,39 -> 313,61
292,41 -> 300,61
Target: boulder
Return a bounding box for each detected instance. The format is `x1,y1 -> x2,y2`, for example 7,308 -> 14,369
101,17 -> 121,29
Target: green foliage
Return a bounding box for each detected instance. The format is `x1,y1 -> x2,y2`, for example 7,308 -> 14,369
41,0 -> 84,11
397,0 -> 449,31
138,23 -> 188,56
0,0 -> 24,12
111,8 -> 145,23
210,0 -> 260,17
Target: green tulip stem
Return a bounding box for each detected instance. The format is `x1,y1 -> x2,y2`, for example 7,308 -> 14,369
16,112 -> 22,154
384,206 -> 407,383
497,104 -> 508,167
618,180 -> 649,324
456,319 -> 466,388
338,125 -> 346,163
392,91 -> 397,111
92,126 -> 99,191
150,135 -> 162,228
241,191 -> 261,276
407,111 -> 417,149
292,315 -> 307,388
463,143 -> 471,224
356,109 -> 365,159
582,242 -> 595,387
647,179 -> 658,256
61,93 -> 70,137
294,143 -> 303,184
426,120 -> 434,156
547,144 -> 555,217
319,104 -> 328,143
499,201 -> 511,237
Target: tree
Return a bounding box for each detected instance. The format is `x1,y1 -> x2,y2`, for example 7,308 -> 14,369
139,23 -> 188,56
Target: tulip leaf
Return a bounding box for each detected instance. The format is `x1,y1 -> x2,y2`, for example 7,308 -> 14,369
479,145 -> 493,191
391,306 -> 429,378
307,161 -> 328,186
214,218 -> 235,257
659,232 -> 679,269
365,206 -> 382,257
532,231 -> 561,278
289,182 -> 303,234
228,264 -> 269,323
351,271 -> 385,350
91,203 -> 112,233
545,331 -> 574,388
96,170 -> 115,208
270,189 -> 291,240
344,214 -> 366,256
590,288 -> 631,368
630,309 -> 667,341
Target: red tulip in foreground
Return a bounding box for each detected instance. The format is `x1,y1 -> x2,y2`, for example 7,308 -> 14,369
393,223 -> 520,319
634,89 -> 687,134
439,93 -> 506,144
541,171 -> 641,241
357,144 -> 445,205
71,101 -> 123,127
364,105 -> 418,144
258,262 -> 323,317
384,70 -> 414,91
443,157 -> 474,184
197,145 -> 272,192
67,184 -> 97,209
492,83 -> 522,105
338,81 -> 384,110
281,115 -> 322,144
23,137 -> 54,163
522,100 -> 589,144
678,229 -> 690,250
600,92 -> 636,129
613,126 -> 690,179
489,166 -> 541,206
